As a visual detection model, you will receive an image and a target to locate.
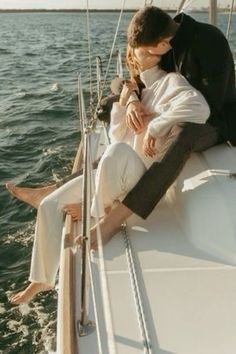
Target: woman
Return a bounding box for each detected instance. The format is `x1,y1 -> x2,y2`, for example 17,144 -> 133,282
89,45 -> 210,218
9,46 -> 210,304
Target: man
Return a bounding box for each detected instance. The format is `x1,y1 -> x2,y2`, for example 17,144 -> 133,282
87,5 -> 236,246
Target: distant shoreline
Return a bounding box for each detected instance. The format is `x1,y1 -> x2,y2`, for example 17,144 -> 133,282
0,8 -> 230,14
0,9 -> 174,13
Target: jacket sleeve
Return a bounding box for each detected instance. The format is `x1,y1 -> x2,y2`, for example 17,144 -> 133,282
108,103 -> 128,142
147,74 -> 210,138
194,25 -> 235,116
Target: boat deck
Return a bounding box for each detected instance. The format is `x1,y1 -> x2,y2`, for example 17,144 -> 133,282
77,143 -> 236,354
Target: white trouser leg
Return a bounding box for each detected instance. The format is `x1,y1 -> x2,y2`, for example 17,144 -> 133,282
29,175 -> 85,286
91,142 -> 147,217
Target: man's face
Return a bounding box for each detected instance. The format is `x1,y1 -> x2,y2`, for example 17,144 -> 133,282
139,37 -> 172,56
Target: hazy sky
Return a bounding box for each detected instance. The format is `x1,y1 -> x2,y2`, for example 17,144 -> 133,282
0,0 -> 231,10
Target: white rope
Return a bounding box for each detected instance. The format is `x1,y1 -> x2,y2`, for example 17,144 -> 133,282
122,225 -> 153,353
100,0 -> 126,99
226,0 -> 235,39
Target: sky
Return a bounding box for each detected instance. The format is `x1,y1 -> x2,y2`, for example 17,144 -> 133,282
0,0 -> 231,10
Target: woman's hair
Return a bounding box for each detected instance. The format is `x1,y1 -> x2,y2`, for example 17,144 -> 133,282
126,45 -> 140,79
127,6 -> 176,48
125,45 -> 144,96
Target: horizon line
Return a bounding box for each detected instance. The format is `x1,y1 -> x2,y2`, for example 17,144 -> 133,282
0,7 -> 230,12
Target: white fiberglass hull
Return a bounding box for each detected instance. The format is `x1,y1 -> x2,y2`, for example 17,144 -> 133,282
58,141 -> 236,354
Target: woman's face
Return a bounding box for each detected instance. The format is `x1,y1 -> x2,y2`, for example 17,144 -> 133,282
134,47 -> 160,71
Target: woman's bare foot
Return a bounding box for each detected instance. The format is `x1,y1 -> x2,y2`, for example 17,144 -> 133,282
9,282 -> 53,305
63,203 -> 82,221
75,203 -> 133,250
5,183 -> 56,209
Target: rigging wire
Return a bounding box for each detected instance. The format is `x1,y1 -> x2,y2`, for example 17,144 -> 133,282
88,0 -> 127,128
182,0 -> 197,11
226,0 -> 235,39
89,153 -> 117,354
78,72 -> 116,351
100,0 -> 126,99
77,74 -> 91,332
144,0 -> 153,6
116,49 -> 124,78
86,0 -> 94,112
176,0 -> 188,14
96,56 -> 103,102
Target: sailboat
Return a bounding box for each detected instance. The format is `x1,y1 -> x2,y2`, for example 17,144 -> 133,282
56,1 -> 236,353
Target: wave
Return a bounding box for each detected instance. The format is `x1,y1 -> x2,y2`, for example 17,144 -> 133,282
0,48 -> 12,55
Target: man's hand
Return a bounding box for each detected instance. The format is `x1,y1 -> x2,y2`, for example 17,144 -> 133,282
143,131 -> 157,157
126,101 -> 147,134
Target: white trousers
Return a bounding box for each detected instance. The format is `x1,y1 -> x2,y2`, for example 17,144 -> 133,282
29,142 -> 146,286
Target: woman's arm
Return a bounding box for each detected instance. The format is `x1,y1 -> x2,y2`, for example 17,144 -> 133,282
108,103 -> 128,142
109,80 -> 139,142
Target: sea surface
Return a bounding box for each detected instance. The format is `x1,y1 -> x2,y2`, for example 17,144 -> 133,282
0,10 -> 235,354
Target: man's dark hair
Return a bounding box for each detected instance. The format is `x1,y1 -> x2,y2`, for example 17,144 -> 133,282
127,6 -> 176,48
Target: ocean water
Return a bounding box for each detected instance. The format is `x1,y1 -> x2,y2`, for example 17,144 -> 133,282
0,11 -> 235,354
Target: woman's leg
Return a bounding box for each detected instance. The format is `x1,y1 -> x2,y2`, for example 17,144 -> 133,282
87,142 -> 147,249
10,175 -> 85,304
91,142 -> 147,217
5,183 -> 56,209
29,175 -> 86,285
5,159 -> 100,209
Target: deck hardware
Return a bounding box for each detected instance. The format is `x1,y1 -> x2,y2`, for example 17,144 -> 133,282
78,319 -> 96,337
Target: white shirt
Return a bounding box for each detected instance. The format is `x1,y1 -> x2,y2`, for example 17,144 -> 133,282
109,66 -> 210,168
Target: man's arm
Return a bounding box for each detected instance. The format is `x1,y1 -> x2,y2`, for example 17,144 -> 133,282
146,73 -> 210,139
194,25 -> 235,117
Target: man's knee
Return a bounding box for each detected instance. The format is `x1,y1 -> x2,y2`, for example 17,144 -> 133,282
175,123 -> 204,150
180,122 -> 220,152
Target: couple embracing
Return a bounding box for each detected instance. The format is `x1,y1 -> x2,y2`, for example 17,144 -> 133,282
7,6 -> 236,304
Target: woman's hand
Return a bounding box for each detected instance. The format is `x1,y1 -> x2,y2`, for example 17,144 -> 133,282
119,80 -> 138,106
143,131 -> 157,157
126,101 -> 147,134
